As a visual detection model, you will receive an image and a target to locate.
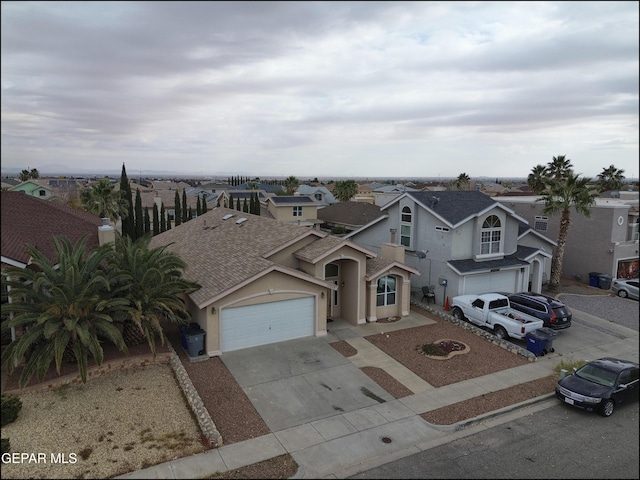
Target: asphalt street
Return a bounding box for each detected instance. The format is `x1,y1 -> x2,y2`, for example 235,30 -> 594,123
349,398 -> 640,479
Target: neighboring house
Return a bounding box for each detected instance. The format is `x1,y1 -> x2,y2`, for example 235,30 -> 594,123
494,194 -> 640,281
1,191 -> 115,343
219,189 -> 272,211
296,184 -> 337,206
265,195 -> 320,226
9,180 -> 52,199
233,182 -> 284,195
346,190 -> 556,305
148,208 -> 419,355
372,184 -> 419,207
317,202 -> 384,235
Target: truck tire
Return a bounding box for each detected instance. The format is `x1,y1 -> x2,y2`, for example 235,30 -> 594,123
451,307 -> 465,321
493,326 -> 508,340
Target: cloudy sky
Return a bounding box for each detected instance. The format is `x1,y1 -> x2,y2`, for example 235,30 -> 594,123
1,1 -> 638,179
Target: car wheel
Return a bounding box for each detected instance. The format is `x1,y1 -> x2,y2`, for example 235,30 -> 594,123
617,290 -> 628,298
494,326 -> 508,340
599,399 -> 614,417
451,307 -> 465,321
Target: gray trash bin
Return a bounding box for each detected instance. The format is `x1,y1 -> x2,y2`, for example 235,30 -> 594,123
186,330 -> 205,357
598,274 -> 613,290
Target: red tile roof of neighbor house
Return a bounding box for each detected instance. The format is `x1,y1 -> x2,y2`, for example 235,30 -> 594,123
1,191 -> 103,267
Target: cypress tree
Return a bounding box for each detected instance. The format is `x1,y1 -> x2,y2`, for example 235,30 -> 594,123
174,190 -> 181,226
134,188 -> 143,240
182,189 -> 188,222
152,203 -> 159,236
143,206 -> 151,234
160,204 -> 166,232
236,197 -> 241,211
166,211 -> 172,230
243,198 -> 249,213
196,196 -> 202,217
188,207 -> 193,220
119,164 -> 135,239
228,193 -> 233,210
202,194 -> 208,213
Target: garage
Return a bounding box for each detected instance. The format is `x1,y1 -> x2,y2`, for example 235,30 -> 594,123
220,296 -> 315,352
464,270 -> 518,295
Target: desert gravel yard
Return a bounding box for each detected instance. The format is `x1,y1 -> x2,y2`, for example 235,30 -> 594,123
1,364 -> 206,479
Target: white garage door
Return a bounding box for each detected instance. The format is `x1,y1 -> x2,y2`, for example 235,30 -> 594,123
464,270 -> 517,295
221,297 -> 315,352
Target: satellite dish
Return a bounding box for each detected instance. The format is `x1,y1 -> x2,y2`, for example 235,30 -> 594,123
416,250 -> 428,259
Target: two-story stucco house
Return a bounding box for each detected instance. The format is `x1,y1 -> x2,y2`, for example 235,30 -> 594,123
149,207 -> 419,355
494,193 -> 639,281
346,190 -> 556,305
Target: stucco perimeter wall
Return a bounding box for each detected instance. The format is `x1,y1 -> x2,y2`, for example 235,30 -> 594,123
202,270 -> 328,353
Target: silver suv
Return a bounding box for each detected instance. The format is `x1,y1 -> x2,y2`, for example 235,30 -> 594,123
508,292 -> 572,330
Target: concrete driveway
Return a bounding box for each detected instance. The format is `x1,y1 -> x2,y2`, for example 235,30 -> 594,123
220,336 -> 395,432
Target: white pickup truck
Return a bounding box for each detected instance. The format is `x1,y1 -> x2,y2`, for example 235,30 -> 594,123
450,293 -> 544,340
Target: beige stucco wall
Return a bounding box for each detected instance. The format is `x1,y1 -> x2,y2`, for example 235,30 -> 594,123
366,267 -> 413,322
268,203 -> 318,222
197,270 -> 328,356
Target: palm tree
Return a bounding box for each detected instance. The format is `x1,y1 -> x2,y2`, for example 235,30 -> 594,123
109,235 -> 200,355
0,236 -> 129,387
545,155 -> 573,181
596,164 -> 625,193
332,180 -> 359,202
538,172 -> 598,291
527,164 -> 547,194
456,173 -> 471,190
283,176 -> 299,195
80,178 -> 128,223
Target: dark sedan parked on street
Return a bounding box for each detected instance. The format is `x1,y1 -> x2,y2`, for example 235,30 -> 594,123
556,357 -> 639,417
508,292 -> 572,330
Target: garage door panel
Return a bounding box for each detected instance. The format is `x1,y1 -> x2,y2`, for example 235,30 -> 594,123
465,271 -> 517,295
221,297 -> 315,352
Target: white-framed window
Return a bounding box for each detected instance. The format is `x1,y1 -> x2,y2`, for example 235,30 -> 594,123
630,222 -> 639,241
435,226 -> 450,232
481,215 -> 501,254
376,276 -> 396,307
534,216 -> 548,231
293,206 -> 302,217
400,206 -> 412,247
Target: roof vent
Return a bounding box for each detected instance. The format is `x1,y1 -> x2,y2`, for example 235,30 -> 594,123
223,214 -> 234,220
236,217 -> 248,224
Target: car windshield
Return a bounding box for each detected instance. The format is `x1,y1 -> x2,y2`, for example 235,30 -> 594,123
576,364 -> 618,387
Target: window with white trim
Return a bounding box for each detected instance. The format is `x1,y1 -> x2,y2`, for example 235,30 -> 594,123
376,276 -> 396,306
400,206 -> 412,247
481,215 -> 501,254
630,222 -> 639,241
534,216 -> 548,231
293,206 -> 302,217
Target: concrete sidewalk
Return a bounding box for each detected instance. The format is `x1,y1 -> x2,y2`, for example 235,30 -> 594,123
117,299 -> 639,479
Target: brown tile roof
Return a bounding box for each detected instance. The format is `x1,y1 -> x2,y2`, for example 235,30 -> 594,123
317,202 -> 383,227
148,208 -> 325,308
294,236 -> 345,263
1,191 -> 102,266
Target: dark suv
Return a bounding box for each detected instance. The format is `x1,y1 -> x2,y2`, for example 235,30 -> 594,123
508,292 -> 572,330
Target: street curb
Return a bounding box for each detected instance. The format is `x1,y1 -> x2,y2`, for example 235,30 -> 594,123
423,392 -> 557,433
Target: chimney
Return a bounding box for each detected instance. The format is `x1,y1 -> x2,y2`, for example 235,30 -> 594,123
98,217 -> 115,247
381,228 -> 405,263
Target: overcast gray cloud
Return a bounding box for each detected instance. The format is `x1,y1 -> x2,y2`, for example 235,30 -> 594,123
1,1 -> 638,179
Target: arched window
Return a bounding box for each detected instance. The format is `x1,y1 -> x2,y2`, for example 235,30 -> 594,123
481,215 -> 501,254
400,206 -> 412,247
376,276 -> 396,306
